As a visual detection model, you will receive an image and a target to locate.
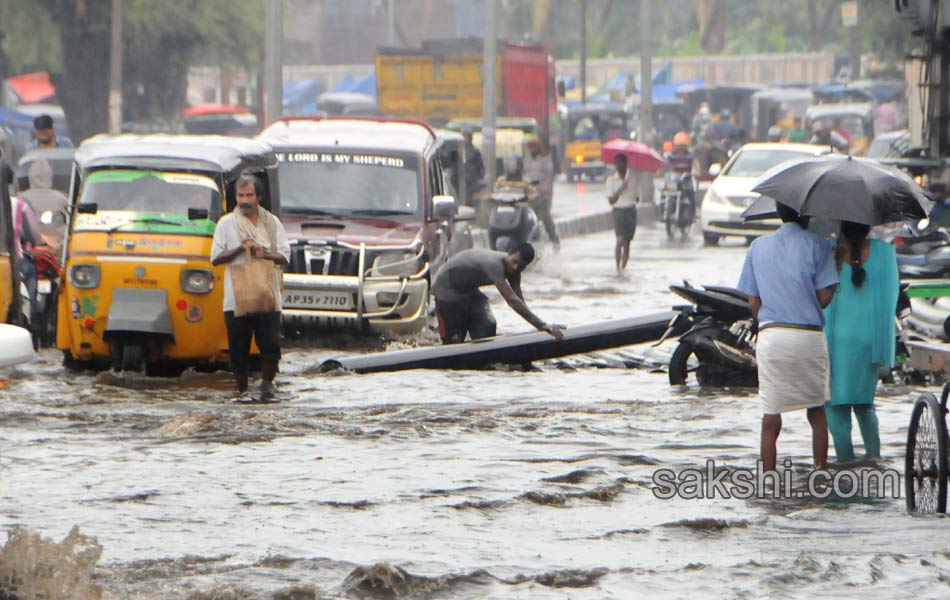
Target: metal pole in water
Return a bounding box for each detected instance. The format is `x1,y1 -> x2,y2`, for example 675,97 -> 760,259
483,0 -> 497,185
265,0 -> 284,125
639,0 -> 655,223
580,0 -> 587,105
108,0 -> 123,135
387,0 -> 396,46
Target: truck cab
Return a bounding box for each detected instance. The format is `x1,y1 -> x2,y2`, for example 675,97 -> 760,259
258,117 -> 474,335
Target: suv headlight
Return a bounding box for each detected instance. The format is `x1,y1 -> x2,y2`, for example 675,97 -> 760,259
371,251 -> 419,277
181,269 -> 214,294
69,264 -> 100,289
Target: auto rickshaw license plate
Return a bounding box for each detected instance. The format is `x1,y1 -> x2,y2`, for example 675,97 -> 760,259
283,291 -> 354,310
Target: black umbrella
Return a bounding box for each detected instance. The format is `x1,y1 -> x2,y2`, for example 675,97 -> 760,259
742,195 -> 777,221
749,154 -> 930,226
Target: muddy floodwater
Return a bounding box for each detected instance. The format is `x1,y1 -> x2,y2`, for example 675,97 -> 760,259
3,217 -> 950,598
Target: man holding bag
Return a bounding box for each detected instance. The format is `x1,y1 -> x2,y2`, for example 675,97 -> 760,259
211,173 -> 290,401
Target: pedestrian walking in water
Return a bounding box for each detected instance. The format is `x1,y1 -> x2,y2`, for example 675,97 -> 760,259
523,136 -> 560,249
211,173 -> 290,401
823,221 -> 899,461
606,154 -> 639,275
737,202 -> 839,471
432,244 -> 564,344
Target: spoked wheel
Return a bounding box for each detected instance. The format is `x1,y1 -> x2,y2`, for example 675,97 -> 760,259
905,393 -> 948,514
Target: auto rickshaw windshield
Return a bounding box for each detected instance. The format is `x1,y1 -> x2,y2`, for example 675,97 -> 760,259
79,169 -> 221,216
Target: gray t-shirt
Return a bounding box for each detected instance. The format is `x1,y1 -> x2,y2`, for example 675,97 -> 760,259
432,249 -> 515,302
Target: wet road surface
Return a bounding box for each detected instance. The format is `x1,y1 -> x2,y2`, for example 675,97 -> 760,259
2,203 -> 950,599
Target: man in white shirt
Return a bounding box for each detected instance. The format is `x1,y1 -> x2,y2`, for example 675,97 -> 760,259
211,173 -> 290,401
606,154 -> 640,274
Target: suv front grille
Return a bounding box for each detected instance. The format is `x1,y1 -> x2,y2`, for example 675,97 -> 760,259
288,245 -> 360,276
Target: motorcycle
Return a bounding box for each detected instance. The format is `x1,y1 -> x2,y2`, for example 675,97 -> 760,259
658,281 -> 758,387
28,243 -> 61,348
659,171 -> 696,240
488,183 -> 542,252
893,228 -> 950,279
663,281 -> 917,388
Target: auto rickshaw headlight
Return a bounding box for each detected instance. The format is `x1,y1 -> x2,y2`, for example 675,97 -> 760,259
70,264 -> 100,289
181,269 -> 214,294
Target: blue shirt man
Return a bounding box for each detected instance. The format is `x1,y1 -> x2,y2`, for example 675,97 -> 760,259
26,114 -> 73,150
737,204 -> 839,473
737,222 -> 839,327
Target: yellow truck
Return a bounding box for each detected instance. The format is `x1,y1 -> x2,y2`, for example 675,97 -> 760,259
376,40 -> 557,146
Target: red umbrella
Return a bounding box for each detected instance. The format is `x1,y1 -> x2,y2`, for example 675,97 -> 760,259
600,139 -> 667,173
183,103 -> 250,117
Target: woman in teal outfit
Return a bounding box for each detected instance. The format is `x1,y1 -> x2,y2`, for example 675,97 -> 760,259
823,221 -> 899,461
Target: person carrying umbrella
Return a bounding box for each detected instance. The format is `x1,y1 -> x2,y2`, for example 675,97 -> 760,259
606,153 -> 640,275
737,202 -> 839,472
601,139 -> 665,275
745,154 -> 929,470
823,220 -> 898,462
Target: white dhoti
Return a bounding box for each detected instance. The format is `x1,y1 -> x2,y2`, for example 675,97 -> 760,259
756,326 -> 829,415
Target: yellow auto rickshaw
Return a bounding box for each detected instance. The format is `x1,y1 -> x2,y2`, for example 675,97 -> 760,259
0,160 -> 23,326
562,102 -> 635,182
57,135 -> 279,373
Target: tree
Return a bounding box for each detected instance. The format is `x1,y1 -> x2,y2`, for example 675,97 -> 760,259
698,0 -> 727,53
0,0 -> 264,141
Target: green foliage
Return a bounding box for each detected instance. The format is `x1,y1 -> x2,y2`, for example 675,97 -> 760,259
0,0 -> 264,76
506,0 -> 910,63
0,0 -> 63,73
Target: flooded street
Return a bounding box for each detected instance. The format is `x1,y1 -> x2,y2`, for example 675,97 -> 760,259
3,190 -> 950,598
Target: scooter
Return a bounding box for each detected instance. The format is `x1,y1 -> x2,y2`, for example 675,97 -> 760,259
659,172 -> 696,240
658,281 -> 758,387
488,183 -> 542,252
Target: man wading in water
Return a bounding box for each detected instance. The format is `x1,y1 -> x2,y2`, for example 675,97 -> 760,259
211,173 -> 290,401
737,202 -> 838,471
432,244 -> 564,344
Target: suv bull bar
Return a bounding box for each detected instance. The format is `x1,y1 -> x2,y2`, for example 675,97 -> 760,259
282,240 -> 430,324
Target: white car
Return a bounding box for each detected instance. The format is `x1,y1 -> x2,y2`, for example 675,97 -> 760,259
700,143 -> 832,245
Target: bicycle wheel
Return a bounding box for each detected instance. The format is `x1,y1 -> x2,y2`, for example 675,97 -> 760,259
905,393 -> 948,514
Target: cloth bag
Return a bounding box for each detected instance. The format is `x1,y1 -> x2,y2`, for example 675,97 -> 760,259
231,247 -> 278,316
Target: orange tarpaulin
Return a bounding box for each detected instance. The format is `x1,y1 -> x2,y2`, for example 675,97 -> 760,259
6,72 -> 56,104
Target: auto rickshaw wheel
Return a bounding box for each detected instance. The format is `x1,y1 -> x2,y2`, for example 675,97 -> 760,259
120,343 -> 145,373
905,393 -> 948,514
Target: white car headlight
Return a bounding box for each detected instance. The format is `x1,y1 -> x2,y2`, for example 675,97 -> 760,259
703,187 -> 726,207
371,251 -> 419,277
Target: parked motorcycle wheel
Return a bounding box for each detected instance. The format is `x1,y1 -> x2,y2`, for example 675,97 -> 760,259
669,340 -> 758,387
703,232 -> 719,246
668,342 -> 698,385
